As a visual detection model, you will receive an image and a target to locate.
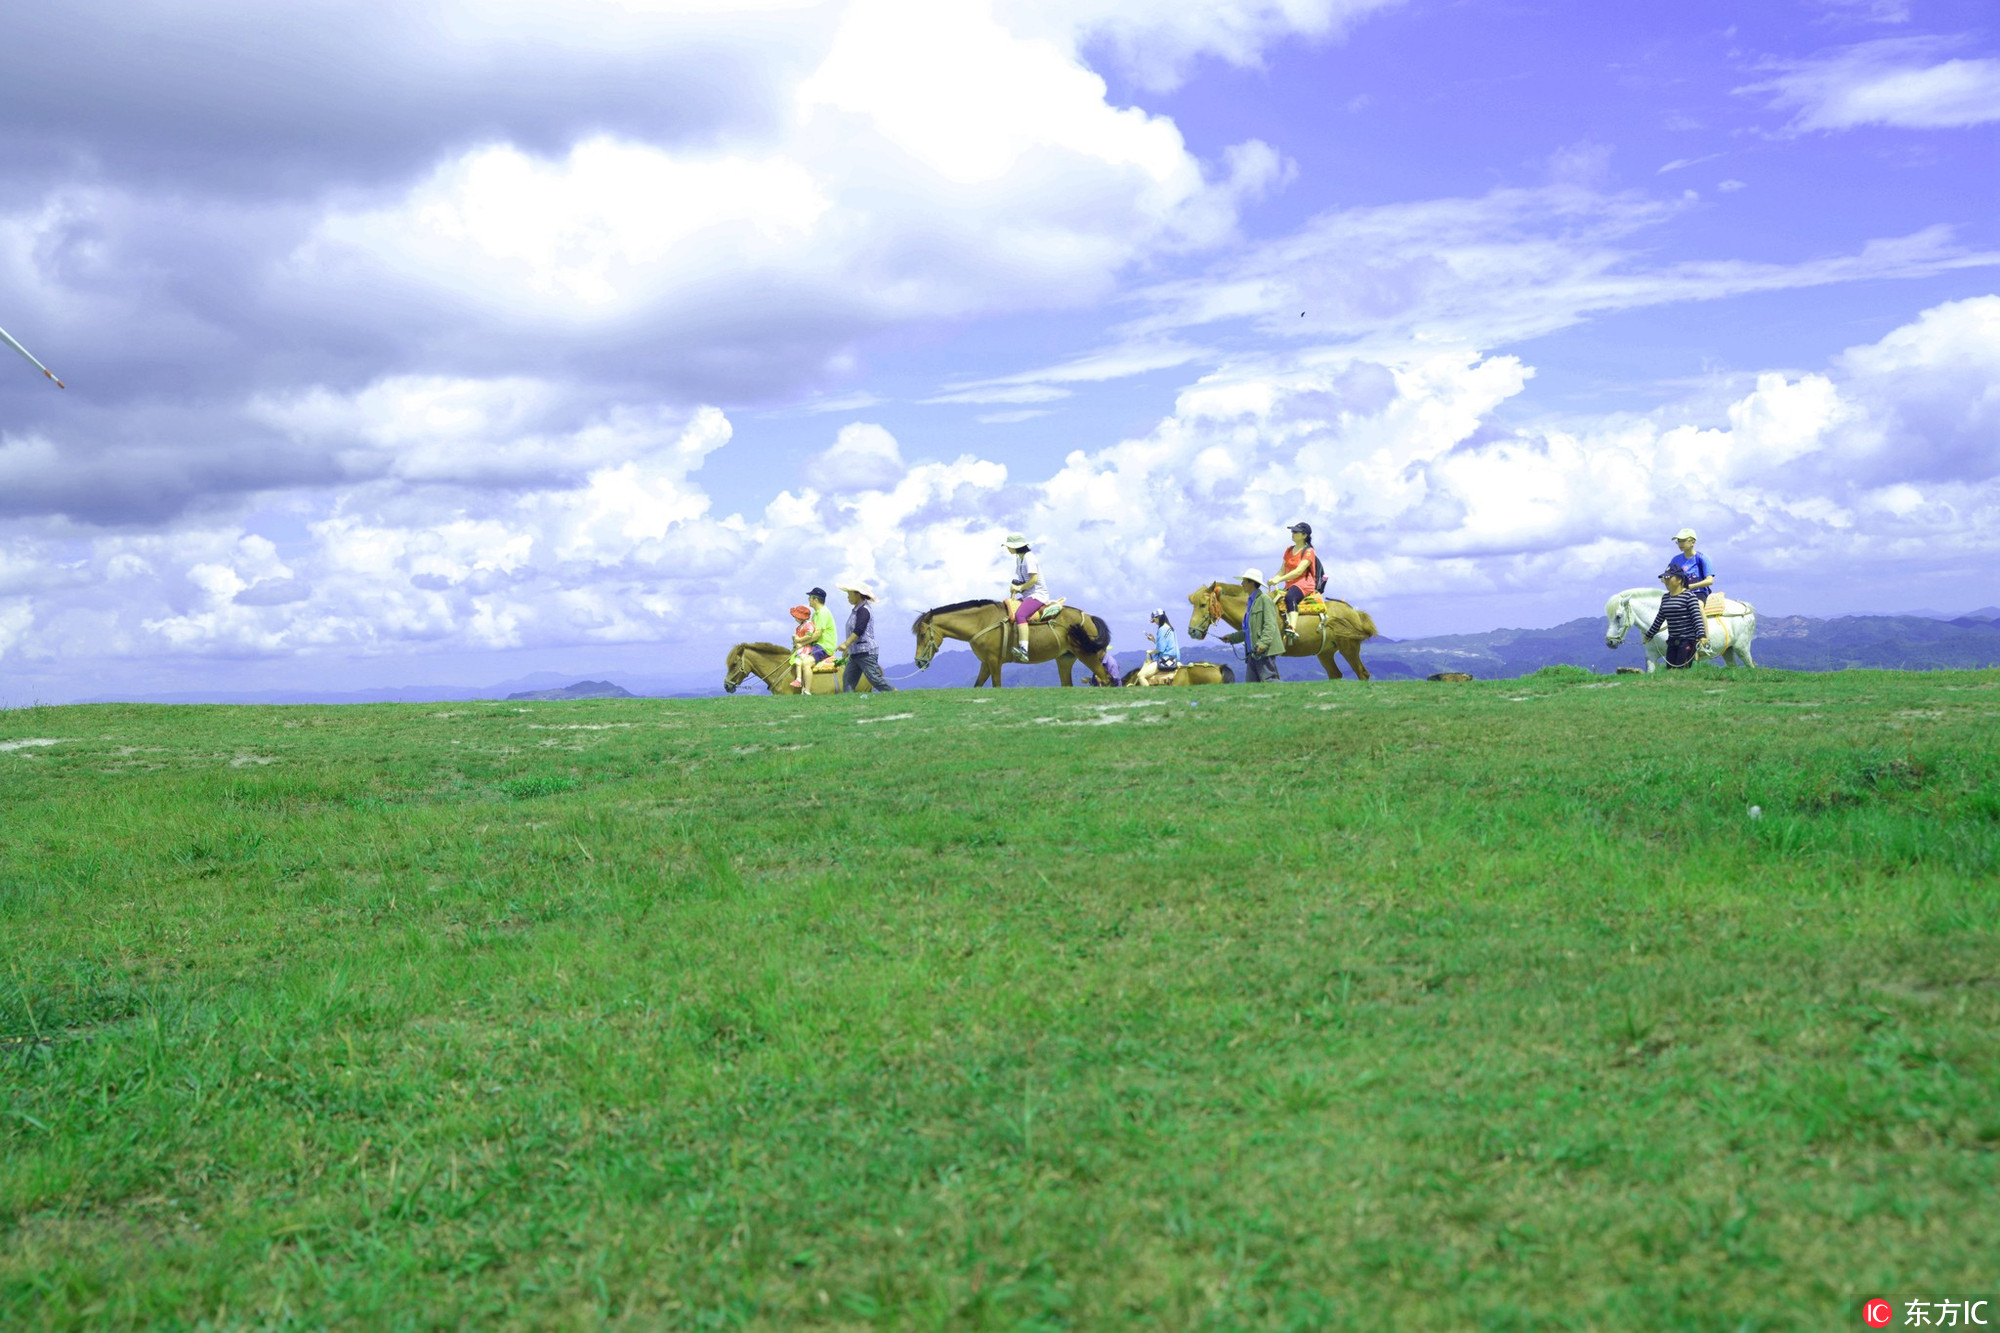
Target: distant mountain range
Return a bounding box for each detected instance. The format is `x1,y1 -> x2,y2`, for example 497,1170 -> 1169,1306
505,680 -> 634,701
66,608 -> 2000,704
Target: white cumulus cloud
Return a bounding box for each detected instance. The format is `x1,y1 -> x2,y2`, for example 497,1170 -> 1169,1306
1747,38 -> 2000,130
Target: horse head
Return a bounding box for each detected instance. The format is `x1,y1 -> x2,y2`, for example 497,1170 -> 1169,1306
722,645 -> 749,693
912,613 -> 944,669
1187,583 -> 1220,639
1604,591 -> 1635,649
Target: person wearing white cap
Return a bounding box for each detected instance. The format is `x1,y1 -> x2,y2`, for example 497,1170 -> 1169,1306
1136,608 -> 1182,686
1667,528 -> 1715,605
1000,532 -> 1055,663
836,581 -> 895,693
1221,568 -> 1283,681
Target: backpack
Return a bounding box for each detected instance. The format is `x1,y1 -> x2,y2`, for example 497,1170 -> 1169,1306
1312,550 -> 1328,593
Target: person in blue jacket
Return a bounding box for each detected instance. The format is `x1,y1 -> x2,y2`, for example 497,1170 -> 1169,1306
1668,527 -> 1715,603
1136,609 -> 1182,685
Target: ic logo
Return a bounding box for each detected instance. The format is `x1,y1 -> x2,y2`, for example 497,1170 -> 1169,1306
1865,1299 -> 1894,1328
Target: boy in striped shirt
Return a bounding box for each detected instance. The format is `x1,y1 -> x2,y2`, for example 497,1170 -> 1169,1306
1643,567 -> 1709,669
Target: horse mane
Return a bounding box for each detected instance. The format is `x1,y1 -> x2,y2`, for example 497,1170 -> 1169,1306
1605,588 -> 1657,615
738,641 -> 791,654
911,598 -> 1002,632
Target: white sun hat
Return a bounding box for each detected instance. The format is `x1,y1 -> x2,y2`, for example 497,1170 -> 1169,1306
837,579 -> 877,600
1239,567 -> 1266,584
1674,527 -> 1698,541
1001,532 -> 1031,550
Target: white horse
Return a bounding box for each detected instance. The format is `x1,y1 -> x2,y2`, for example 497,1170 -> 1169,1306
1604,588 -> 1758,672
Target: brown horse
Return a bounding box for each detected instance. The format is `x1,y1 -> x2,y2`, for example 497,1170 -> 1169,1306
722,642 -> 870,695
911,599 -> 1115,687
1186,582 -> 1377,680
1118,661 -> 1236,687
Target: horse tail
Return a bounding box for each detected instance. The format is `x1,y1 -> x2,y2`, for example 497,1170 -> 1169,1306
1219,664 -> 1236,684
1066,614 -> 1111,657
1355,610 -> 1377,639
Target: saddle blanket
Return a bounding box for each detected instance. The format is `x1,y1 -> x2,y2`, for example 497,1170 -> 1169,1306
1029,598 -> 1068,624
811,657 -> 843,673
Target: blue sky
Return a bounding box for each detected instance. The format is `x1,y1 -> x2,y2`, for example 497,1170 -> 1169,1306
1,0 -> 1996,698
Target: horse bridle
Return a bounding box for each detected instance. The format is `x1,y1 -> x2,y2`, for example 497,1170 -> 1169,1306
915,611 -> 1008,669
1606,593 -> 1632,646
1189,582 -> 1226,638
726,651 -> 793,694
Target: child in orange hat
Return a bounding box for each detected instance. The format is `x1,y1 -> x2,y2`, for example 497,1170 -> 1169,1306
788,605 -> 821,692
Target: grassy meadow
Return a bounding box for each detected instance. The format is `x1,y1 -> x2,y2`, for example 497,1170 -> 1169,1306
3,667 -> 1998,1329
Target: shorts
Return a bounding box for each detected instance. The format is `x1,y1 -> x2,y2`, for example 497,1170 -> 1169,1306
1283,586 -> 1309,612
794,644 -> 827,662
1014,598 -> 1045,624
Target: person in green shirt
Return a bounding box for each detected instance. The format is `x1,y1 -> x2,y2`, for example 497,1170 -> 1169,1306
791,586 -> 842,694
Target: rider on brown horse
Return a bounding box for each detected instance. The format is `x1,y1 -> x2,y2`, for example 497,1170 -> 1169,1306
1277,522 -> 1322,645
1001,532 -> 1057,663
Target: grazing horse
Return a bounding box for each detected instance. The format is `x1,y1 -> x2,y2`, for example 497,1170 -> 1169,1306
911,599 -> 1115,687
1604,589 -> 1757,672
1186,582 -> 1377,680
1119,662 -> 1236,687
722,642 -> 870,695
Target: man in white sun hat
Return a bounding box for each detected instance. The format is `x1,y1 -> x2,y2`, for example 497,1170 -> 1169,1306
1001,532 -> 1055,663
1667,528 -> 1716,606
836,581 -> 895,693
1221,568 -> 1283,681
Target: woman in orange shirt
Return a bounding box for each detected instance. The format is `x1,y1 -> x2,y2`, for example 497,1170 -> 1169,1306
1277,521 -> 1319,644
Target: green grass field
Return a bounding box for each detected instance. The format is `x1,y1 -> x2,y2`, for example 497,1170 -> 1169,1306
4,669 -> 1998,1329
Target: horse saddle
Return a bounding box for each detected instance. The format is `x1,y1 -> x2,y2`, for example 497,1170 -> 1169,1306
811,657 -> 842,673
1703,590 -> 1726,618
1295,596 -> 1351,618
1029,598 -> 1068,624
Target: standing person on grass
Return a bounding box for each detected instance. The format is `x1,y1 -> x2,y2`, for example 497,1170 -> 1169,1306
1222,568 -> 1284,681
1643,566 -> 1709,669
837,582 -> 895,693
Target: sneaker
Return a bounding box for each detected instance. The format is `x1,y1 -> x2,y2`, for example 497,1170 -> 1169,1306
1012,646 -> 1031,662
